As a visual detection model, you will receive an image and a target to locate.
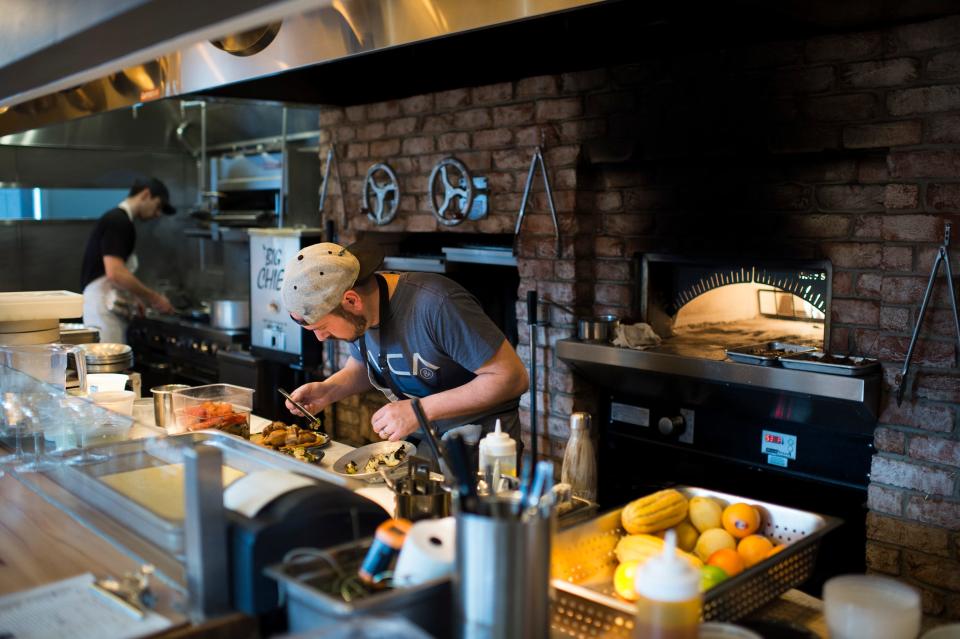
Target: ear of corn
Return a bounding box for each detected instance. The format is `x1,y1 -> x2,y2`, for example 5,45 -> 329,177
621,488 -> 688,534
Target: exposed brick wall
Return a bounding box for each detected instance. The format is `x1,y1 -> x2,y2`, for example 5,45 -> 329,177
315,11 -> 960,619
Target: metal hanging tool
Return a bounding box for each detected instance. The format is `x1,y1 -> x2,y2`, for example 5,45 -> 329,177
895,222 -> 960,406
319,144 -> 349,229
515,145 -> 562,258
526,290 -> 540,468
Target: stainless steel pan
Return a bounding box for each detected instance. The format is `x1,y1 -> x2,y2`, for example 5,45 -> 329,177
210,299 -> 250,329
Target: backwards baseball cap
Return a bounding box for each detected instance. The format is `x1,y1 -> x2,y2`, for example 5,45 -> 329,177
130,176 -> 176,215
281,240 -> 385,325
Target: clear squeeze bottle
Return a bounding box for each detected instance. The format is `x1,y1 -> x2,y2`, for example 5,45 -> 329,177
633,529 -> 701,639
478,418 -> 517,477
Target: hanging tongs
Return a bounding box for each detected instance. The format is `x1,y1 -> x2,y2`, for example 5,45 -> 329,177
895,222 -> 960,405
318,144 -> 348,229
515,145 -> 561,258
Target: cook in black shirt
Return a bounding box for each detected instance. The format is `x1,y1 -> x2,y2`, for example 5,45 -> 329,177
81,177 -> 176,343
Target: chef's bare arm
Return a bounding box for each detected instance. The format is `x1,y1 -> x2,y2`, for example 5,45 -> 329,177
287,356 -> 374,415
419,340 -> 529,422
102,255 -> 172,312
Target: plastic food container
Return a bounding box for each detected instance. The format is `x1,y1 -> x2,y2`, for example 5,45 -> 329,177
170,383 -> 253,436
90,390 -> 136,416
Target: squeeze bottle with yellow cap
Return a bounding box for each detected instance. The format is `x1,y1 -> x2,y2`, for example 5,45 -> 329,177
633,529 -> 701,639
478,419 -> 517,477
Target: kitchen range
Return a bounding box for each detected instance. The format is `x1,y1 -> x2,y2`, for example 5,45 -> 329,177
3,0 -> 960,637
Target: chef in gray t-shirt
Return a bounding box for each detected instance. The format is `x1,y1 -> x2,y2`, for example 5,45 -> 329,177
279,240 -> 529,455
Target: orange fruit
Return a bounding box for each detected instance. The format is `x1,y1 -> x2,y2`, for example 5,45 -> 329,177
613,561 -> 640,601
766,544 -> 787,559
737,535 -> 774,567
722,503 -> 761,538
707,548 -> 745,577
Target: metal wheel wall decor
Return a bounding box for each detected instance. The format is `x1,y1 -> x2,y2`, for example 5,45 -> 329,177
428,157 -> 474,226
362,162 -> 400,225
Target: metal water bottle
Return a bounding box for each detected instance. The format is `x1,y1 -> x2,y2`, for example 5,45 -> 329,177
560,412 -> 597,502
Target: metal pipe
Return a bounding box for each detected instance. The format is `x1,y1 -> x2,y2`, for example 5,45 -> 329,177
527,290 -> 539,466
178,100 -> 208,208
183,443 -> 231,621
279,106 -> 288,227
200,101 -> 207,208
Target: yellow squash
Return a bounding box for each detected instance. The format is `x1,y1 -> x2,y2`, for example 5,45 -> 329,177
615,534 -> 704,570
621,489 -> 688,534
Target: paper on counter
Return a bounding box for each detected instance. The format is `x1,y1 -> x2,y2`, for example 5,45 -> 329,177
0,572 -> 174,639
223,470 -> 316,518
354,485 -> 396,516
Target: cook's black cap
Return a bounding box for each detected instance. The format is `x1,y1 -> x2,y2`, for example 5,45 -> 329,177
130,177 -> 176,215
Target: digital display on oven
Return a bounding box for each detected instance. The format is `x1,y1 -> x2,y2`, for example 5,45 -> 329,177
761,429 -> 797,460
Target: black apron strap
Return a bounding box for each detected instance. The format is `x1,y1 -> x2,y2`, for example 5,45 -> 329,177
356,274 -> 408,401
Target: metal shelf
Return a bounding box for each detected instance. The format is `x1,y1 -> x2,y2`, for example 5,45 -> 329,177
556,339 -> 880,418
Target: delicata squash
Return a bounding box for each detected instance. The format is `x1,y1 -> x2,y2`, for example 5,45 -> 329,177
621,488 -> 688,534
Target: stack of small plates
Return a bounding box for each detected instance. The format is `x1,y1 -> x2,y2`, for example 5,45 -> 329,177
59,323 -> 100,344
82,343 -> 134,373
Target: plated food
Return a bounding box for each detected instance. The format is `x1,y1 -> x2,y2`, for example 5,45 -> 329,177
345,444 -> 408,475
253,421 -> 329,464
332,441 -> 417,480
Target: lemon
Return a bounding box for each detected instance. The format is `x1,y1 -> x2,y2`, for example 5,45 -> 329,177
613,561 -> 640,601
701,565 -> 729,591
695,528 -> 737,562
689,497 -> 724,533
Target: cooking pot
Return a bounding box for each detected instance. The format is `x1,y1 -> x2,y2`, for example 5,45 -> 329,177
577,315 -> 619,343
210,299 -> 250,330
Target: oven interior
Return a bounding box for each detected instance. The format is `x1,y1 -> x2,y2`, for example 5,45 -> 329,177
641,254 -> 831,359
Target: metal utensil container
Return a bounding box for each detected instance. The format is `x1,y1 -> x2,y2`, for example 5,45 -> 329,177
265,538 -> 451,638
456,497 -> 553,639
550,486 -> 841,637
577,315 -> 620,343
151,384 -> 190,429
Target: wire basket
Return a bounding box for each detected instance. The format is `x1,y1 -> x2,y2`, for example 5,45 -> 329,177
550,486 -> 841,637
265,538 -> 451,637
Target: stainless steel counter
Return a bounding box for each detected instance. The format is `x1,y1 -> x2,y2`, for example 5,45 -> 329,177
556,339 -> 880,418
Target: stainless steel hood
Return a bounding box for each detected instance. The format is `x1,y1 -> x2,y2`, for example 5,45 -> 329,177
0,0 -> 606,136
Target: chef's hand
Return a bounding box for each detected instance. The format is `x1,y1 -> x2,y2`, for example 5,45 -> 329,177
286,382 -> 337,417
371,400 -> 419,442
149,292 -> 175,314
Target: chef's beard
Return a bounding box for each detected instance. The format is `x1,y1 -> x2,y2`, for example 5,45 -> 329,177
329,305 -> 367,341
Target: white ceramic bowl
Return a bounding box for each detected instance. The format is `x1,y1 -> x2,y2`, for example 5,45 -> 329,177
922,624 -> 960,639
86,373 -> 129,393
824,575 -> 921,639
